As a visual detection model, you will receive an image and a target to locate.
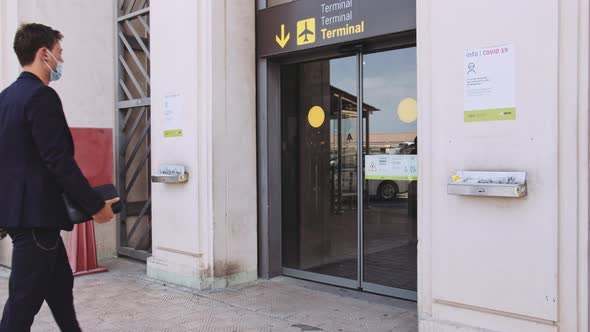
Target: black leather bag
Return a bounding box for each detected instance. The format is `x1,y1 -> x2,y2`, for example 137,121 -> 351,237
62,184 -> 123,224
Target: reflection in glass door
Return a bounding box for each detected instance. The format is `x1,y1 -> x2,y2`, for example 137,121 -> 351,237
281,47 -> 417,300
281,56 -> 359,287
362,48 -> 417,300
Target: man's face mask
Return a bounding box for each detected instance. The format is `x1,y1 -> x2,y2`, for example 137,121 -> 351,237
43,49 -> 63,82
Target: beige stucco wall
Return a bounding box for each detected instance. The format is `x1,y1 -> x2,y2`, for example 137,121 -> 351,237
147,0 -> 258,289
0,0 -> 117,264
417,0 -> 589,331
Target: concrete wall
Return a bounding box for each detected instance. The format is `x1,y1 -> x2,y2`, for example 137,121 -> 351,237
0,0 -> 117,264
16,1 -> 115,129
417,0 -> 589,331
211,0 -> 258,285
147,0 -> 257,290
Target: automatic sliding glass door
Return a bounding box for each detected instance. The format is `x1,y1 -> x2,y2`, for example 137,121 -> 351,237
280,48 -> 418,301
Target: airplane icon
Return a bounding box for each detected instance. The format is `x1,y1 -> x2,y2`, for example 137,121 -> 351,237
298,22 -> 314,42
297,18 -> 316,45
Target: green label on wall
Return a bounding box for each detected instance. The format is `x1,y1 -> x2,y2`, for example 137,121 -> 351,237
464,108 -> 516,122
164,129 -> 183,138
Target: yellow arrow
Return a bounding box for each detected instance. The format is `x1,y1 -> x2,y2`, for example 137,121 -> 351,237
275,24 -> 290,48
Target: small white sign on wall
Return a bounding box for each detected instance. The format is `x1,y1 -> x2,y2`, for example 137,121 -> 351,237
464,44 -> 515,122
163,93 -> 183,138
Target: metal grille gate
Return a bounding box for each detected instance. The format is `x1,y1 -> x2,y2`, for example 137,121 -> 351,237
116,0 -> 152,261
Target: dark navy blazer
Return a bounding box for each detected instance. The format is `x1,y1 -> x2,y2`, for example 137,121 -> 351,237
0,72 -> 104,231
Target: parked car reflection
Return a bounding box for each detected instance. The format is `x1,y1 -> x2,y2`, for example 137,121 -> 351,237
330,143 -> 416,202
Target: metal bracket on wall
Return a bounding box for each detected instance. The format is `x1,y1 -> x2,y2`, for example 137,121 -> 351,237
151,165 -> 189,184
151,173 -> 189,184
447,171 -> 527,198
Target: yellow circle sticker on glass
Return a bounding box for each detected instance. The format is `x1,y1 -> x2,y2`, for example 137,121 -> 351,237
308,106 -> 325,128
397,98 -> 417,123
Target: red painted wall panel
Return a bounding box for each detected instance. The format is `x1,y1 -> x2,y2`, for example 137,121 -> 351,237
66,127 -> 114,275
70,128 -> 114,186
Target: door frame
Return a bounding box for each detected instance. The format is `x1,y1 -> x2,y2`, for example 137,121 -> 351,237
115,0 -> 152,261
257,28 -> 417,300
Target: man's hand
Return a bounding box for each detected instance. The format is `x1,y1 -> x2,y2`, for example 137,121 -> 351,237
92,198 -> 120,224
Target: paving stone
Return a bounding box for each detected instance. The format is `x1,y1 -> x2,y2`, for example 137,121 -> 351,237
0,258 -> 417,332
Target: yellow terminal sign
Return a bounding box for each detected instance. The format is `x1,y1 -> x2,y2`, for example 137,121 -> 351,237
321,21 -> 365,40
257,0 -> 415,57
297,18 -> 316,45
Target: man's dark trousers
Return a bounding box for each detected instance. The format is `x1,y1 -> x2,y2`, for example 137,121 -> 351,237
0,229 -> 81,332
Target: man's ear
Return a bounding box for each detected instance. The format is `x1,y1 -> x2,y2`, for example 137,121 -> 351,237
36,48 -> 49,63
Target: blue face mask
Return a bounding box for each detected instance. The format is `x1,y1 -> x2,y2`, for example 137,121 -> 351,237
43,50 -> 63,82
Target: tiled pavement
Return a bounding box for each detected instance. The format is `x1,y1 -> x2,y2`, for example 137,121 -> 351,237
310,245 -> 417,290
0,258 -> 417,332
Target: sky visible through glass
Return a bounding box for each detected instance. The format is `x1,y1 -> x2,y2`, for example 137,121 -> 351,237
330,47 -> 417,134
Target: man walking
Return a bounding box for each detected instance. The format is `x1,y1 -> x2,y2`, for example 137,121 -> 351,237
0,23 -> 118,331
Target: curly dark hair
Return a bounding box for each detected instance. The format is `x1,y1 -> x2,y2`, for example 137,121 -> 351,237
13,23 -> 63,66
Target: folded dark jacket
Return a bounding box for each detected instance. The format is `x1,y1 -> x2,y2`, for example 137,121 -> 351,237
62,184 -> 123,224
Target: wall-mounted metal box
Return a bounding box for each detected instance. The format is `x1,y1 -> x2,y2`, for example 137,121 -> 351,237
151,165 -> 189,184
447,171 -> 527,198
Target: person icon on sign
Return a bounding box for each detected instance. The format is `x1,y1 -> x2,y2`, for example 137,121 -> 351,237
467,62 -> 477,75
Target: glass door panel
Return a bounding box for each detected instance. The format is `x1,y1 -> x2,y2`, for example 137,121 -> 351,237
281,56 -> 359,284
362,48 -> 418,295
